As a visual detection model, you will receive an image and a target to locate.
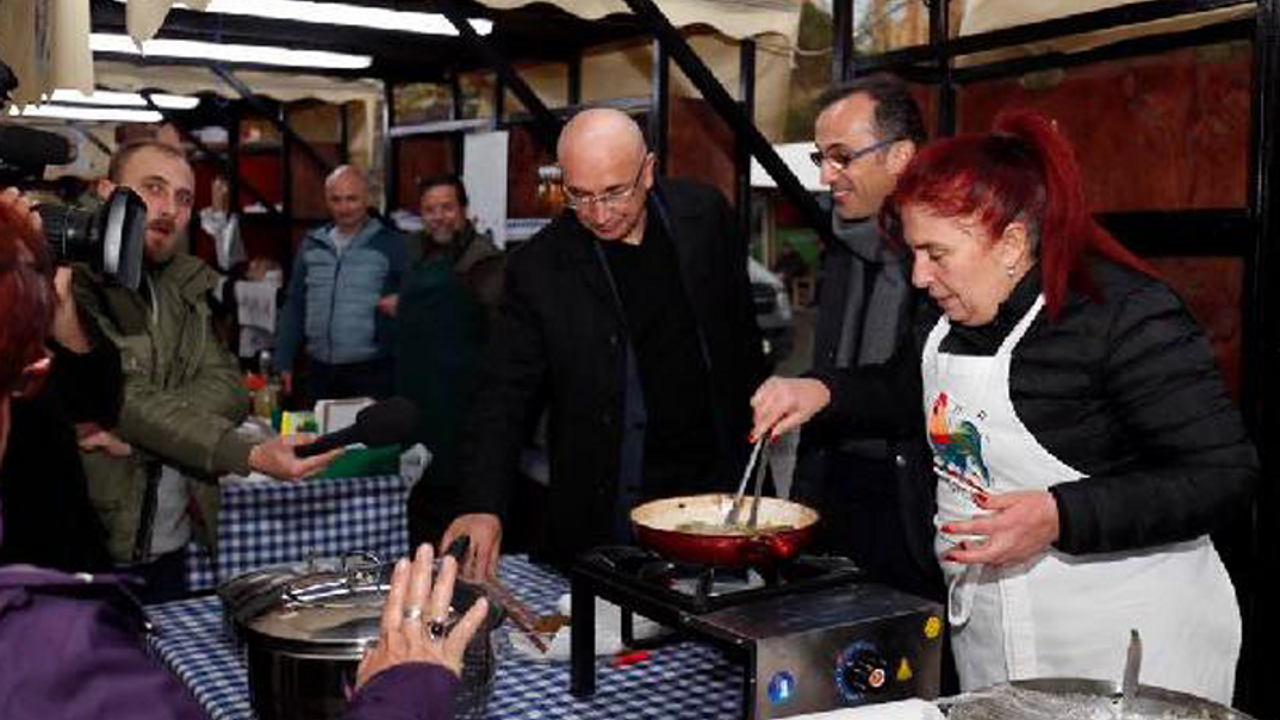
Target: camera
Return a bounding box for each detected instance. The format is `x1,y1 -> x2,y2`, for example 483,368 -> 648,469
0,72 -> 147,291
36,188 -> 149,291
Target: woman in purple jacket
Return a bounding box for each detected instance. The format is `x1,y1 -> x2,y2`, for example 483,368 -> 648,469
0,187 -> 485,720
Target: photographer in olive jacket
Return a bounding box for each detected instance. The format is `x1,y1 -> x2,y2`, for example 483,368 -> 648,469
72,141 -> 337,603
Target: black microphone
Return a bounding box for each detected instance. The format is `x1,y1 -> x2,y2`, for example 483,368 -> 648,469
0,125 -> 76,169
294,397 -> 420,458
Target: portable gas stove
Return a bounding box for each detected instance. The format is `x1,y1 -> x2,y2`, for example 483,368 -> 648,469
570,546 -> 944,719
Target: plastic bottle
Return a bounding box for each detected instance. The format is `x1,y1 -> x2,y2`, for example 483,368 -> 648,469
255,350 -> 280,426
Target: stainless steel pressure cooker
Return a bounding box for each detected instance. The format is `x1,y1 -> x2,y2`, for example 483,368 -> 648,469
218,553 -> 505,720
943,678 -> 1258,720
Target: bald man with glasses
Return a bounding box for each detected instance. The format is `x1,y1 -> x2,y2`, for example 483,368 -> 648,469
441,108 -> 766,578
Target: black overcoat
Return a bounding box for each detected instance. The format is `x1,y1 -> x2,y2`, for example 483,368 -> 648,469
458,179 -> 767,564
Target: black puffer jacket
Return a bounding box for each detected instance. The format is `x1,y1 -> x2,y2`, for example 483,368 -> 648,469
822,256 -> 1258,556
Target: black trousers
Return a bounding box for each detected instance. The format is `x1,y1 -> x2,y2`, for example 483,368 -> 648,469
407,482 -> 463,551
121,547 -> 190,604
308,357 -> 395,402
794,446 -> 941,601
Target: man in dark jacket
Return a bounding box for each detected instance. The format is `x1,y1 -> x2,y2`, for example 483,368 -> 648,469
763,74 -> 942,600
400,175 -> 505,547
442,108 -> 766,577
413,174 -> 505,316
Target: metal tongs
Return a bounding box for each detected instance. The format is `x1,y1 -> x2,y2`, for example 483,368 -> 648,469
723,435 -> 769,528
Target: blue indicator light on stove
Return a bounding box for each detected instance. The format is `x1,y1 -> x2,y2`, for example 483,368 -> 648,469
768,671 -> 797,704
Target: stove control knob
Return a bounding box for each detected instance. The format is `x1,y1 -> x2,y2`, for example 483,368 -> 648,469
840,649 -> 890,695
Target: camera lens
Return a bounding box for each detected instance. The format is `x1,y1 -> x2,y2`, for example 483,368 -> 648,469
35,203 -> 98,265
35,188 -> 148,290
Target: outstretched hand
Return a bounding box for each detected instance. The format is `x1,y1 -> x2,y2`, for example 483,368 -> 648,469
248,433 -> 342,480
356,543 -> 490,688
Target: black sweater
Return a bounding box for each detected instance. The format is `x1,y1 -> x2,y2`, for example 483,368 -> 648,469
0,337 -> 119,571
818,257 -> 1258,556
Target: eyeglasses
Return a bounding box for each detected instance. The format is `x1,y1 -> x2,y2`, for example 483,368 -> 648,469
8,350 -> 52,401
563,159 -> 648,211
809,137 -> 901,171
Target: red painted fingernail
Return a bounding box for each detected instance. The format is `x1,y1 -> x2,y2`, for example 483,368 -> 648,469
941,524 -> 955,534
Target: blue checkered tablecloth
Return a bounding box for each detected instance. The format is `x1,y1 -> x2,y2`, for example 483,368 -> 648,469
185,541 -> 217,593
215,474 -> 409,583
149,556 -> 743,720
148,595 -> 253,720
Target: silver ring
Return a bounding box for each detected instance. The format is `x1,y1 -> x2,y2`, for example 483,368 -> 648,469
427,617 -> 447,640
403,606 -> 424,622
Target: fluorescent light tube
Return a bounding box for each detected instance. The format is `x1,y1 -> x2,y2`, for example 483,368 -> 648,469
110,0 -> 493,36
48,89 -> 200,110
8,105 -> 166,123
91,33 -> 373,70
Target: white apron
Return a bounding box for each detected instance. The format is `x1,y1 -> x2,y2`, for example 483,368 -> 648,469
922,295 -> 1240,703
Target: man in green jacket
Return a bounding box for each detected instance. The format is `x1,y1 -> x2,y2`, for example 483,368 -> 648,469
75,141 -> 336,603
399,175 -> 504,547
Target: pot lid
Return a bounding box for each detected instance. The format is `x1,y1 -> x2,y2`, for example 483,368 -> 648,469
219,554 -> 500,649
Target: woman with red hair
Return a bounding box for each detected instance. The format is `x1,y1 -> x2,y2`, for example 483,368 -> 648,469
752,111 -> 1256,702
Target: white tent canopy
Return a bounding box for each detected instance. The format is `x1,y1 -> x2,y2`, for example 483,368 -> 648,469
2,0 -> 801,106
958,0 -> 1253,66
478,0 -> 801,42
93,60 -> 384,105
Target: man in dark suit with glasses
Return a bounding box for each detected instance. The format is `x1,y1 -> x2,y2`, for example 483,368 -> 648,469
442,108 -> 766,578
752,73 -> 943,601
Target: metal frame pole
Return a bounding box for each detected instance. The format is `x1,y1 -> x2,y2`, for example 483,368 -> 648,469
493,73 -> 506,130
339,102 -> 350,166
281,101 -> 294,221
737,39 -> 756,239
436,0 -> 562,149
927,0 -> 956,136
141,95 -> 282,219
383,81 -> 398,211
211,65 -> 335,177
450,72 -> 465,121
832,0 -> 854,83
1242,0 -> 1280,713
568,55 -> 582,107
649,38 -> 670,176
622,0 -> 832,244
227,105 -> 241,214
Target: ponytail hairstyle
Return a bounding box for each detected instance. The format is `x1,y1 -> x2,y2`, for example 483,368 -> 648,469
882,109 -> 1151,319
0,209 -> 54,394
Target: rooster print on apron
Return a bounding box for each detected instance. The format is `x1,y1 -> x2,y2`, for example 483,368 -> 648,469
921,295 -> 1240,703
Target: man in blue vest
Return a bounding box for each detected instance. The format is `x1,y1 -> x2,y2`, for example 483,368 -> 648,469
276,165 -> 407,401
